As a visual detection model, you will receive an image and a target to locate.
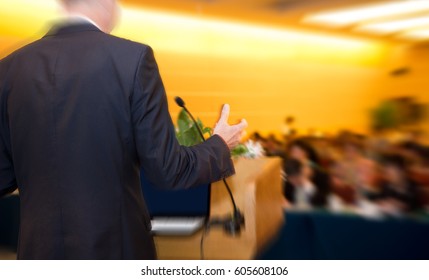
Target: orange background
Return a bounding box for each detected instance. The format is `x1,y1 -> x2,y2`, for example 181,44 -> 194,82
1,1 -> 428,138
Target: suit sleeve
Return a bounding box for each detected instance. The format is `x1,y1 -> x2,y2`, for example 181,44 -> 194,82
131,46 -> 235,189
0,58 -> 17,197
0,138 -> 16,197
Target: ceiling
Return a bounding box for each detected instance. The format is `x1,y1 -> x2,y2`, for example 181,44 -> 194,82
120,0 -> 429,43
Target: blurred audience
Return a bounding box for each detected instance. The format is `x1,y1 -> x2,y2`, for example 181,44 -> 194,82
251,127 -> 429,217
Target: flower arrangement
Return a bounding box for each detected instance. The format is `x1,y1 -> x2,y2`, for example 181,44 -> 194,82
234,140 -> 265,159
175,109 -> 264,158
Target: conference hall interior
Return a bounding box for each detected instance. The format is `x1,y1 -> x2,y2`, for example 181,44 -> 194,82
1,0 -> 429,260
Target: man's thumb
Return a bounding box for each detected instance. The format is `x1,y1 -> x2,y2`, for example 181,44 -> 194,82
218,104 -> 230,123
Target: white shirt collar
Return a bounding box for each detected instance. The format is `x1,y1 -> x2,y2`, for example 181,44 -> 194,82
64,14 -> 102,31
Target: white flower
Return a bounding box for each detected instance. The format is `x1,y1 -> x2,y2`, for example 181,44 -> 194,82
242,140 -> 265,158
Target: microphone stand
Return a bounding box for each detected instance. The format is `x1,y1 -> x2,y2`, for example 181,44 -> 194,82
174,97 -> 245,237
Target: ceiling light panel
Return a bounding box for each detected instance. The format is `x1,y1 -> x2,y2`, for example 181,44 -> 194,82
356,15 -> 429,34
399,28 -> 429,39
304,0 -> 429,27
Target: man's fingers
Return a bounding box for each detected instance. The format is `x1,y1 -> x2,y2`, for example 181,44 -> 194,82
231,119 -> 247,133
218,104 -> 230,124
237,118 -> 248,130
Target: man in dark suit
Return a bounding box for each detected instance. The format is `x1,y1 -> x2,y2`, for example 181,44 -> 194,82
0,0 -> 247,259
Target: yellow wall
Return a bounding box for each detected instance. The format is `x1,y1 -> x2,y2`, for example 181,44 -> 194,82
0,1 -> 404,136
378,45 -> 429,140
381,45 -> 429,100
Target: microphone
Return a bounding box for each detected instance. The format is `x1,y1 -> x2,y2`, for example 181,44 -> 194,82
174,97 -> 205,141
174,96 -> 245,236
174,96 -> 185,108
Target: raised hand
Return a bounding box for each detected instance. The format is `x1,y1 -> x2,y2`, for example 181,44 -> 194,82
213,104 -> 248,150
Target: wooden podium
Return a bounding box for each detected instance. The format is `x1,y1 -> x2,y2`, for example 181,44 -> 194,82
153,157 -> 284,260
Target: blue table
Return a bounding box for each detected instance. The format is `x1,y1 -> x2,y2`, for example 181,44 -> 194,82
258,210 -> 429,260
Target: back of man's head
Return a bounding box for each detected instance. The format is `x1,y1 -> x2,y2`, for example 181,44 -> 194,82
59,0 -> 115,9
58,0 -> 119,33
59,0 -> 85,7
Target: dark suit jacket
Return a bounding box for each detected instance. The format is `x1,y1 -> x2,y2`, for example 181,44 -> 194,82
0,22 -> 234,259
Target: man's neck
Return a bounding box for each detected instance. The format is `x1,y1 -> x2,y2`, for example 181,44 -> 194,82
64,13 -> 102,31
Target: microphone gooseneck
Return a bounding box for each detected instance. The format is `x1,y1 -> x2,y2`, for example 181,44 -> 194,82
175,96 -> 244,236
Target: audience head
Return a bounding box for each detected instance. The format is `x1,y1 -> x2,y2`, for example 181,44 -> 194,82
284,158 -> 304,186
342,138 -> 365,161
288,139 -> 320,165
381,154 -> 408,183
421,147 -> 429,166
397,141 -> 427,165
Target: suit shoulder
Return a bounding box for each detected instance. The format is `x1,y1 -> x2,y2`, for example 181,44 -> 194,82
0,35 -> 58,67
0,40 -> 37,74
0,40 -> 37,61
103,34 -> 153,55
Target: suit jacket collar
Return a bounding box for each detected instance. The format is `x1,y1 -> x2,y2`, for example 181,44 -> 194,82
44,22 -> 102,38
